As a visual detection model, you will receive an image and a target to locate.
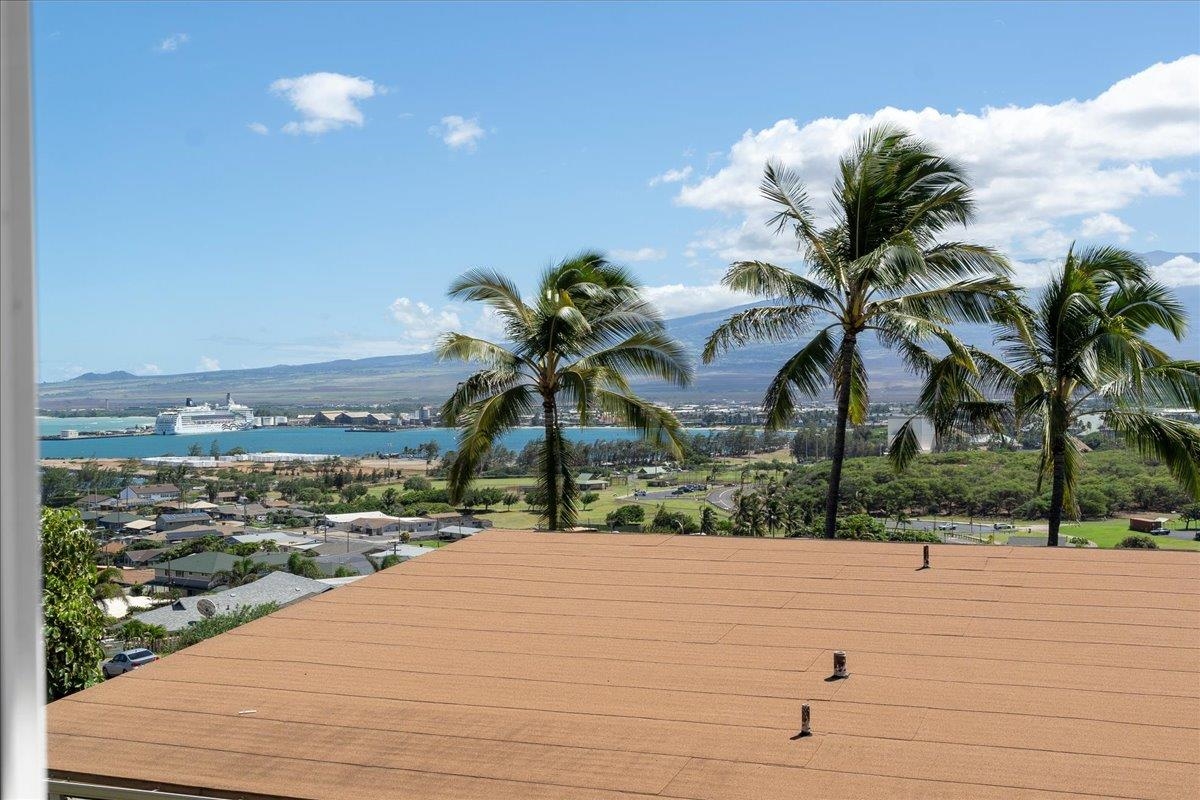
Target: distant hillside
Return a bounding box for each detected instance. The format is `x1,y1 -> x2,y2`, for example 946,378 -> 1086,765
39,252 -> 1200,410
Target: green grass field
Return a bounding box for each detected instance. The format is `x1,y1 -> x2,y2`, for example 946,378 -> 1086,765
932,516 -> 1200,550
1043,518 -> 1200,550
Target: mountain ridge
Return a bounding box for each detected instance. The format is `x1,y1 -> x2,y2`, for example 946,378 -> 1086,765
40,253 -> 1200,409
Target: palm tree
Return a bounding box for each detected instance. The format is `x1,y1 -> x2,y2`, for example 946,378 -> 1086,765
212,557 -> 262,588
703,125 -> 1012,537
93,567 -> 124,603
438,252 -> 693,530
956,246 -> 1199,546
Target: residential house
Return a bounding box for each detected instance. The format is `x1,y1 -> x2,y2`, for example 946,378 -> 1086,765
96,513 -> 145,533
575,473 -> 610,491
117,483 -> 181,506
394,516 -> 437,535
164,524 -> 223,544
120,518 -> 157,535
366,544 -> 434,563
634,466 -> 669,479
323,510 -> 396,529
427,511 -> 491,531
350,516 -> 403,536
112,568 -> 155,588
213,503 -> 269,522
131,571 -> 329,632
438,525 -> 484,540
74,494 -> 114,510
96,541 -> 126,563
117,547 -> 171,568
311,551 -> 377,577
226,531 -> 320,550
152,551 -> 292,592
155,511 -> 213,532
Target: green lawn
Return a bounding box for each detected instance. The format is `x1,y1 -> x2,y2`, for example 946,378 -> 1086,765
1045,518 -> 1200,551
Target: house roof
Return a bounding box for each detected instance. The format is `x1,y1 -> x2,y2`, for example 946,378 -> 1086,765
323,510 -> 394,524
155,551 -> 291,576
97,513 -> 142,524
157,512 -> 211,524
47,531 -> 1200,799
129,484 -> 179,495
228,532 -> 319,548
121,548 -> 171,564
121,519 -> 157,531
352,516 -> 400,529
438,525 -> 482,535
131,571 -> 330,631
113,568 -> 155,586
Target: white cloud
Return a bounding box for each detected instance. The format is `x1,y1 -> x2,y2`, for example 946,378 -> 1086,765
677,56 -> 1200,262
156,33 -> 189,53
648,165 -> 693,187
270,72 -> 380,135
139,363 -> 162,375
612,247 -> 667,262
1152,255 -> 1200,287
1079,212 -> 1135,241
197,356 -> 220,372
641,283 -> 745,318
431,115 -> 486,151
389,297 -> 462,345
247,122 -> 269,136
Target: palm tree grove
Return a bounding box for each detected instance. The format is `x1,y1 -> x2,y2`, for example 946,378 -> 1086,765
435,126 -> 1199,544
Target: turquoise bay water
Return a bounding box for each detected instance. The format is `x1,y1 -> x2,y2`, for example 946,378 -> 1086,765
39,419 -> 669,459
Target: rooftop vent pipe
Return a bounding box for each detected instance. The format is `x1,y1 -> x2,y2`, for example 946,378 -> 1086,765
832,651 -> 848,679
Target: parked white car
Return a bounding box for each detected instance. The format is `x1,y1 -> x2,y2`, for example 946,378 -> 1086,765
936,523 -> 958,531
102,648 -> 157,678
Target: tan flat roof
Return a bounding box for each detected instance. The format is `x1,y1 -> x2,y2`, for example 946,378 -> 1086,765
48,530 -> 1200,799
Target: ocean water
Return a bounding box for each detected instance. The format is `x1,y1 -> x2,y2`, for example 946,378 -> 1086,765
38,421 -> 675,459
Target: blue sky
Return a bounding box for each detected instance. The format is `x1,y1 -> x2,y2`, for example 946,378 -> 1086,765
32,1 -> 1200,380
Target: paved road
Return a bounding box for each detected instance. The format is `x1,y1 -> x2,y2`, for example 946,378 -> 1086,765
706,486 -> 738,511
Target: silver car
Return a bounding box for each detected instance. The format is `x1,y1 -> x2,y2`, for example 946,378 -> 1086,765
102,648 -> 157,678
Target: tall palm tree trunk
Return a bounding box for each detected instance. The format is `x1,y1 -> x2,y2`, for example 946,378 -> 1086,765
823,335 -> 856,538
1047,434 -> 1066,547
542,394 -> 560,530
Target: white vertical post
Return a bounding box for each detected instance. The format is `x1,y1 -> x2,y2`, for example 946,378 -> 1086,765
1,1 -> 47,797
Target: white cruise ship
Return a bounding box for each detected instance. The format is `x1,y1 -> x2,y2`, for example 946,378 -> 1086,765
154,394 -> 255,435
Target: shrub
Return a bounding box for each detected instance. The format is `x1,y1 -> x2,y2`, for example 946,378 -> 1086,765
1067,536 -> 1089,548
881,529 -> 941,543
648,505 -> 698,534
42,508 -> 106,699
1116,534 -> 1158,549
834,514 -> 887,541
403,476 -> 432,491
605,504 -> 645,529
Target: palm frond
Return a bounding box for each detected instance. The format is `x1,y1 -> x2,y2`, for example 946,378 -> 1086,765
1106,411 -> 1200,498
446,384 -> 536,503
886,418 -> 921,473
447,269 -> 530,327
594,389 -> 685,458
701,305 -> 819,363
760,327 -> 837,430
